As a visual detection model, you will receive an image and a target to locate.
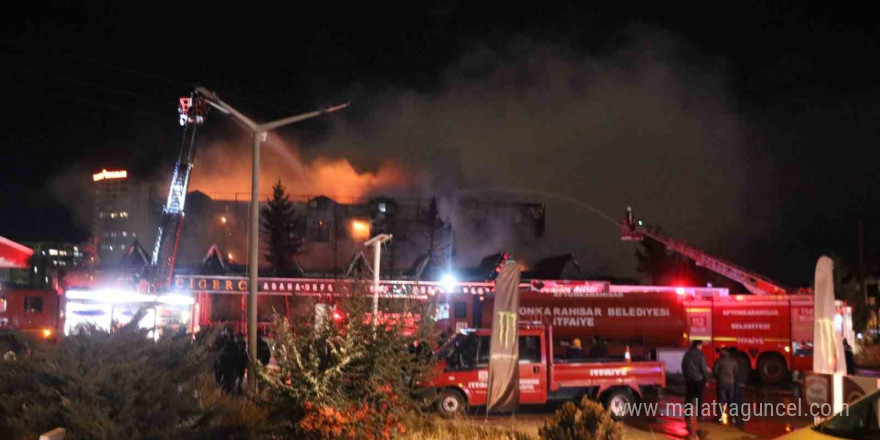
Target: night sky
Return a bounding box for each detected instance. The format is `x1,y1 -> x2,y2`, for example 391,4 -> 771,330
2,1 -> 879,285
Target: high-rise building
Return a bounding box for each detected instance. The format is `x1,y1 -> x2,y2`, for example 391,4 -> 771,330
91,169 -> 157,266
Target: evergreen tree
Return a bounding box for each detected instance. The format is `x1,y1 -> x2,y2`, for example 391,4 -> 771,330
260,180 -> 302,276
0,319 -> 265,440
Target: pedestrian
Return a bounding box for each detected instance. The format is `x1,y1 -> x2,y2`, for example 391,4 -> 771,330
713,348 -> 738,424
217,326 -> 241,394
234,332 -> 247,394
844,339 -> 855,375
731,348 -> 747,428
681,340 -> 711,431
567,338 -> 586,360
257,329 -> 271,367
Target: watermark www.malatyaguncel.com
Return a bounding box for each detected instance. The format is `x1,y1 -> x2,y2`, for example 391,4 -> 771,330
614,400 -> 847,421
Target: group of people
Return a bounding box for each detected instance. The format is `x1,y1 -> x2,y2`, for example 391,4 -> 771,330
212,326 -> 271,395
681,340 -> 747,430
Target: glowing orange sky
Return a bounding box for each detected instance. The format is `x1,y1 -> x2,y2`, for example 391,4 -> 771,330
187,134 -> 408,201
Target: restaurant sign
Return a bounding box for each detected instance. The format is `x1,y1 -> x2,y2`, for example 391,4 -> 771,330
173,275 -> 496,298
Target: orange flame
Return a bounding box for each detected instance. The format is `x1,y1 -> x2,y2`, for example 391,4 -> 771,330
187,135 -> 407,201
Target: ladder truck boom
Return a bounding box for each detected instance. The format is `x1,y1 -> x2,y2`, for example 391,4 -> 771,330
621,207 -> 789,295
150,94 -> 209,291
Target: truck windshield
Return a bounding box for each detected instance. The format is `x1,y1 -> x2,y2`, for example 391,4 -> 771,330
814,389 -> 880,440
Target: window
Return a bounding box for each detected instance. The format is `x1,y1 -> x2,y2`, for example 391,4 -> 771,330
1,296 -> 7,314
454,302 -> 467,319
519,336 -> 541,363
312,219 -> 330,242
435,303 -> 450,320
24,296 -> 44,314
475,335 -> 491,367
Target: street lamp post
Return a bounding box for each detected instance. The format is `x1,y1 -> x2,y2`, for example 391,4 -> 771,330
364,233 -> 392,332
197,87 -> 348,393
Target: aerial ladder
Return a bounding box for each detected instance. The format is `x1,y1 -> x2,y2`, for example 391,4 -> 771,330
149,93 -> 209,291
621,206 -> 790,295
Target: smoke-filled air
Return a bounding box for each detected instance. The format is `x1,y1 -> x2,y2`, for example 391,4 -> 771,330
57,30 -> 777,277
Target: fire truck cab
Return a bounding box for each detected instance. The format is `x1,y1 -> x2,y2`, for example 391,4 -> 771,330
0,287 -> 63,341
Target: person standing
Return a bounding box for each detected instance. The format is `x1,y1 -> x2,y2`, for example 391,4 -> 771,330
682,340 -> 711,430
217,326 -> 241,394
257,329 -> 271,367
844,339 -> 855,375
713,348 -> 738,424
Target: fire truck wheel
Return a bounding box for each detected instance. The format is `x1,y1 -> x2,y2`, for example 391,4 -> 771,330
436,389 -> 467,417
757,353 -> 787,384
602,388 -> 635,420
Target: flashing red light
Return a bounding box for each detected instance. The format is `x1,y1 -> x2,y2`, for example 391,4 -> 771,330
332,312 -> 343,321
675,287 -> 686,296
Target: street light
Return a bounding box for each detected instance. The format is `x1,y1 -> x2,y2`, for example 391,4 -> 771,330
364,233 -> 392,332
197,86 -> 348,393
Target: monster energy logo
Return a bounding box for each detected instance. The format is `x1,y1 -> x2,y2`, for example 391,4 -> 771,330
496,311 -> 518,349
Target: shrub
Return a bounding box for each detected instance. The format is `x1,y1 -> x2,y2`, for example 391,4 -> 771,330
539,397 -> 624,440
0,319 -> 257,440
257,283 -> 437,440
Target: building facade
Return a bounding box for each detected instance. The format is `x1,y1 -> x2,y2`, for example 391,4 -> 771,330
175,192 -> 546,278
91,169 -> 158,266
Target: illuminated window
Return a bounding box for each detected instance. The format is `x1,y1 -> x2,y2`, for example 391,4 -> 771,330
122,231 -> 127,237
0,297 -> 6,314
48,249 -> 58,256
110,213 -> 117,219
378,203 -> 386,213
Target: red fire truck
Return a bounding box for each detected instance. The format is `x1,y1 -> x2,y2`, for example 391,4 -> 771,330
0,236 -> 63,342
0,287 -> 64,341
168,274 -> 843,384
422,323 -> 666,418
480,282 -> 848,384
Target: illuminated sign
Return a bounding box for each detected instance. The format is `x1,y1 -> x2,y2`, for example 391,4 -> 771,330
172,275 -> 497,298
529,280 -> 611,297
93,169 -> 128,182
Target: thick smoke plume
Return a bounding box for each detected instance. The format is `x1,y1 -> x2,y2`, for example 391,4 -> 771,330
52,30 -> 775,278
301,33 -> 774,276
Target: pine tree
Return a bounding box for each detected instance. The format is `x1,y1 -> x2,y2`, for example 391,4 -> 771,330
261,180 -> 302,276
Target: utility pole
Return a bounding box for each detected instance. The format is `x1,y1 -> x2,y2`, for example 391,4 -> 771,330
197,87 -> 348,393
364,233 -> 392,332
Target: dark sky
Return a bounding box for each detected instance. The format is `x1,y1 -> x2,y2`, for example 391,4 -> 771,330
2,1 -> 879,285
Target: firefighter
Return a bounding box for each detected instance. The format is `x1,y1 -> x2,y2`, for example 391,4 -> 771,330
567,338 -> 586,360
682,340 -> 711,430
